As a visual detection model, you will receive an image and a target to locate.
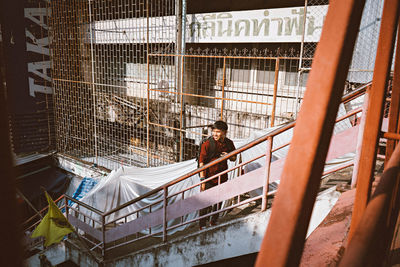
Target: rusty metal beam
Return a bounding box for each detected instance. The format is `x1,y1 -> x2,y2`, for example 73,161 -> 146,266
384,132 -> 400,140
386,25 -> 400,162
339,144 -> 400,267
349,0 -> 400,240
255,1 -> 366,266
385,24 -> 400,264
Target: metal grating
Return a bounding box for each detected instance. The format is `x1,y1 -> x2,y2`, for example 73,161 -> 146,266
49,1 -> 332,169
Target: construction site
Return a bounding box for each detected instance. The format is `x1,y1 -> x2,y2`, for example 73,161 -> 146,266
1,0 -> 400,266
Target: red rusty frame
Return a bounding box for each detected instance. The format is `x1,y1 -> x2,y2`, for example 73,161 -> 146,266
385,25 -> 400,163
385,24 -> 400,263
255,1 -> 366,266
339,144 -> 400,267
349,0 -> 400,240
351,89 -> 370,188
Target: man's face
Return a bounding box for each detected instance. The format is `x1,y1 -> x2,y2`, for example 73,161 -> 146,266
212,128 -> 226,142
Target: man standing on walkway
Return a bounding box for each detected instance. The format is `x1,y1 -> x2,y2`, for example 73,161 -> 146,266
198,120 -> 236,229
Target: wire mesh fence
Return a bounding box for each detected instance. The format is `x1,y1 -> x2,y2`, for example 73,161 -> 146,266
147,48 -> 307,166
48,0 -> 383,170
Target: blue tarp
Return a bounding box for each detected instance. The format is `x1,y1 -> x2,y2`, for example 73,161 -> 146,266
65,177 -> 98,210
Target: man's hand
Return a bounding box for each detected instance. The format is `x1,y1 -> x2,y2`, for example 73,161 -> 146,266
200,182 -> 206,191
221,151 -> 236,161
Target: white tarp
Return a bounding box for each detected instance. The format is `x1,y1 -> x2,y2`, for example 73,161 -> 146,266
76,109 -> 355,236
76,127 -> 286,234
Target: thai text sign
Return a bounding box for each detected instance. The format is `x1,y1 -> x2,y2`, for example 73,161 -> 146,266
88,5 -> 328,44
188,5 -> 327,43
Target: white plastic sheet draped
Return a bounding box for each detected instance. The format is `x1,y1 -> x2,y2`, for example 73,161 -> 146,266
76,107 -> 355,236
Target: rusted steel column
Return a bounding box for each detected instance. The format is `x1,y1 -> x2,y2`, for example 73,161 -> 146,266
339,144 -> 400,267
386,25 -> 400,260
384,132 -> 400,140
271,58 -> 280,127
349,0 -> 400,240
385,25 -> 400,163
261,137 -> 273,211
255,1 -> 365,266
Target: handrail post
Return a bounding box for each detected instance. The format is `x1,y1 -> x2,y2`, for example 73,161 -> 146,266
262,137 -> 273,211
64,195 -> 68,218
102,215 -> 106,259
271,58 -> 280,127
163,187 -> 168,242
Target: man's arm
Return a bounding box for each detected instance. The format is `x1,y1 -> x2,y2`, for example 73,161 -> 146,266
220,151 -> 236,161
199,162 -> 205,179
229,140 -> 237,161
199,162 -> 206,191
199,142 -> 208,191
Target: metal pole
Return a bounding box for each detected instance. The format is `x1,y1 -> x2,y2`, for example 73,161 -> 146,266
271,58 -> 280,127
146,0 -> 150,167
175,0 -> 184,162
385,25 -> 400,164
349,0 -> 400,241
384,25 -> 400,259
179,56 -> 184,161
101,215 -> 106,258
88,0 -> 98,164
255,0 -> 366,265
181,0 -> 187,160
146,53 -> 150,167
295,0 -> 308,115
221,57 -> 226,120
181,0 -> 187,53
163,187 -> 168,242
176,0 -> 182,55
261,137 -> 273,211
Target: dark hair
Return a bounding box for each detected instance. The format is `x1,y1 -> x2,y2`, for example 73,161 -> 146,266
212,120 -> 228,131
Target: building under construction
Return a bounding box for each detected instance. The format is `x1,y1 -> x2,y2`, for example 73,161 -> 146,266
2,0 -> 400,266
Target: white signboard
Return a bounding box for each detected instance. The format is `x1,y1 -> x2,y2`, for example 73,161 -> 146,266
87,5 -> 328,44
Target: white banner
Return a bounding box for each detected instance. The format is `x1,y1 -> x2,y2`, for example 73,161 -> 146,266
87,5 -> 328,44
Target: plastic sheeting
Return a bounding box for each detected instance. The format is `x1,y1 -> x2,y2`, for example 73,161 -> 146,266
77,159 -> 200,235
76,117 -> 355,238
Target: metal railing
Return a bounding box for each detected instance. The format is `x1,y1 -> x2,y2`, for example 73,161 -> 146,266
23,82 -> 369,260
